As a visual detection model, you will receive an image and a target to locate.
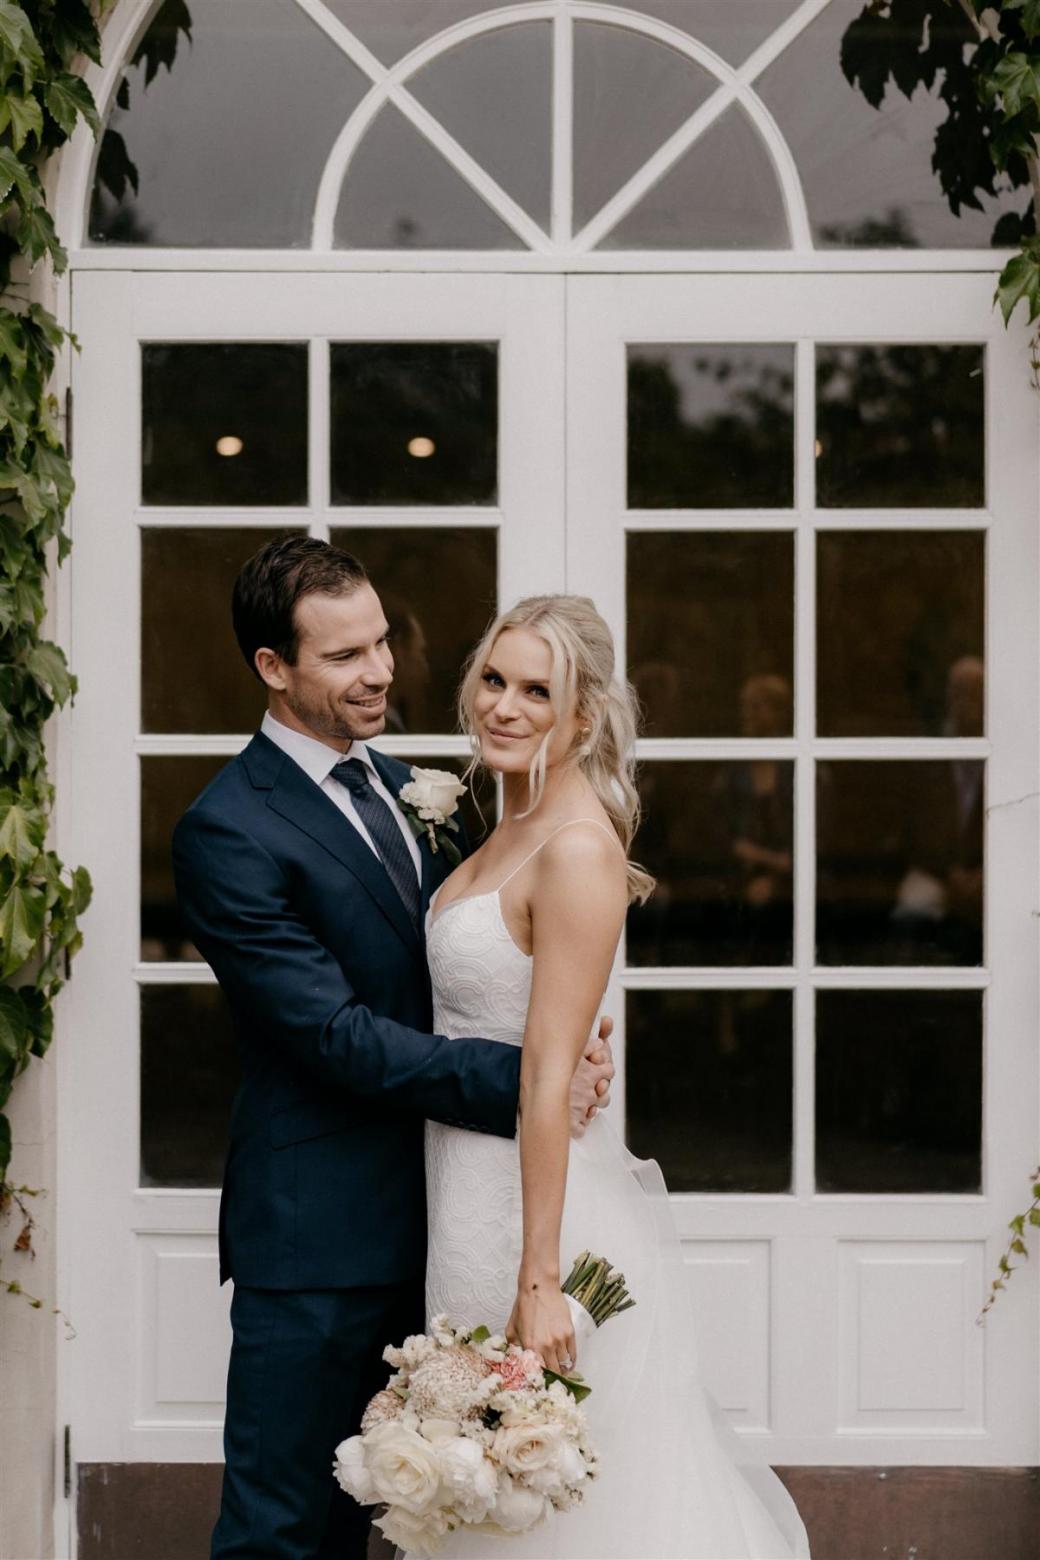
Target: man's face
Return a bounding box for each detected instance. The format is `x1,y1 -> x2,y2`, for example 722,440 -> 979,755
262,583 -> 394,747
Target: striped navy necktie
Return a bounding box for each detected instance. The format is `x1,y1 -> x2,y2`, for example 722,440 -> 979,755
331,758 -> 421,925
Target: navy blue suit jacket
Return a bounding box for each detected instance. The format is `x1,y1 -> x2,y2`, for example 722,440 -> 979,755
171,732 -> 521,1291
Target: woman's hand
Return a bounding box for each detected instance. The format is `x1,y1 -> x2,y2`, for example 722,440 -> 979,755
506,1282 -> 577,1376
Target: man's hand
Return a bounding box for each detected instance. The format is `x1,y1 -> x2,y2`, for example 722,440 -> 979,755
568,1015 -> 615,1139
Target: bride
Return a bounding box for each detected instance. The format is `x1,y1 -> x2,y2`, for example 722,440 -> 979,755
411,595 -> 809,1559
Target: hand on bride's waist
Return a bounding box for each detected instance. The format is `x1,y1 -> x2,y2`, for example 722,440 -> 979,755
570,1015 -> 615,1138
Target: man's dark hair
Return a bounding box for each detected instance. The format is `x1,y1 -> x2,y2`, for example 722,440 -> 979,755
232,536 -> 369,679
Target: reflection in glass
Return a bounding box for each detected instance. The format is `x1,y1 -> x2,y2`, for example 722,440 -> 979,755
330,527 -> 497,732
90,0 -> 368,246
142,528 -> 304,733
817,761 -> 984,966
816,989 -> 981,1192
603,105 -> 789,249
142,756 -> 227,961
142,344 -> 308,506
757,0 -> 1029,247
628,344 -> 794,508
628,532 -> 794,737
818,532 -> 984,737
334,105 -> 523,250
330,344 -> 497,505
816,345 -> 985,508
410,24 -> 552,230
626,989 -> 792,1192
629,762 -> 793,967
572,23 -> 714,234
141,985 -> 238,1187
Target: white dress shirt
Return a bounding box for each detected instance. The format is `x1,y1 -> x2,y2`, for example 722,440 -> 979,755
260,711 -> 422,882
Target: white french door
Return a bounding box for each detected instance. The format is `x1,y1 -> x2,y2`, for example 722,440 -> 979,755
60,270 -> 565,1465
567,271 -> 1040,1463
60,265 -> 1039,1476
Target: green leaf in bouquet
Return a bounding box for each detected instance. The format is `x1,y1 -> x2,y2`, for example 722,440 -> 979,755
467,1324 -> 491,1345
544,1368 -> 591,1403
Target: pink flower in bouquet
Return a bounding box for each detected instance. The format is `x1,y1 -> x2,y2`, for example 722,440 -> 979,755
408,1343 -> 492,1419
490,1349 -> 544,1392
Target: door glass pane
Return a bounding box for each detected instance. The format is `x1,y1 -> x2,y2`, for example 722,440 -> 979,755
334,104 -> 524,250
142,755 -> 227,961
629,762 -> 793,967
818,532 -> 984,737
142,344 -> 308,506
89,0 -> 368,247
141,985 -> 237,1187
330,344 -> 498,505
142,527 -> 304,733
602,104 -> 789,249
628,532 -> 794,737
410,24 -> 552,230
572,23 -> 715,234
329,527 -> 497,732
628,344 -> 794,508
816,345 -> 985,508
757,0 -> 1029,247
816,989 -> 982,1192
627,989 -> 793,1191
817,761 -> 984,967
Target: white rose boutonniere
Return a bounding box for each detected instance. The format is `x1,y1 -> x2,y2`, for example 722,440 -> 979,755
397,766 -> 467,864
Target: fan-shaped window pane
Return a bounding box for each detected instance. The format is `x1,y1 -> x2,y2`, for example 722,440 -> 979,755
593,0 -> 804,66
334,104 -> 524,249
573,23 -> 715,234
757,0 -> 1029,248
320,0 -> 518,65
408,24 -> 552,230
89,0 -> 368,247
601,104 -> 789,249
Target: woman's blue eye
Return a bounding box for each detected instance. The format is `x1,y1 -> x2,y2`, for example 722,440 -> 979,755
529,685 -> 550,699
482,671 -> 503,687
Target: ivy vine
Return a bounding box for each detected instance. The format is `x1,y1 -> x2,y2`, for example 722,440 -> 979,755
0,0 -> 103,1298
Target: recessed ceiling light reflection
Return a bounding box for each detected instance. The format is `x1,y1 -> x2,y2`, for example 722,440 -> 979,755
407,436 -> 435,459
216,435 -> 244,458
814,439 -> 824,458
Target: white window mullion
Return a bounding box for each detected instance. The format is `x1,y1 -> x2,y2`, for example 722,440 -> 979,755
551,4 -> 574,249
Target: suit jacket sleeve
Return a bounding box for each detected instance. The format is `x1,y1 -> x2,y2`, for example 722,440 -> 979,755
172,807 -> 520,1139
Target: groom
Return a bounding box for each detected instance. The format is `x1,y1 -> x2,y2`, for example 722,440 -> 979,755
172,537 -> 615,1560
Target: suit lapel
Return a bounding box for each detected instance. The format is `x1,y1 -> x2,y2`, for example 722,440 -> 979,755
261,741 -> 421,953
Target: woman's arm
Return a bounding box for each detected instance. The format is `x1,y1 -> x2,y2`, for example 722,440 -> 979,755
506,826 -> 627,1373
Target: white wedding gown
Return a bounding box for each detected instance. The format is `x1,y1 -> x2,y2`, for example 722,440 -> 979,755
411,827 -> 810,1560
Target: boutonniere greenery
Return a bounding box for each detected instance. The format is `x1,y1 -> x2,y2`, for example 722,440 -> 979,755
397,766 -> 466,865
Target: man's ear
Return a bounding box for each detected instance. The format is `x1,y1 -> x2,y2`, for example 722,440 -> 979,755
254,647 -> 287,691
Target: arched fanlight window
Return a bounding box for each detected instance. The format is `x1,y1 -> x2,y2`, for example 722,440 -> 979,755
88,0 -> 1028,252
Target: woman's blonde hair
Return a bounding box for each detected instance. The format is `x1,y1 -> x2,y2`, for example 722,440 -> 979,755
458,595 -> 655,904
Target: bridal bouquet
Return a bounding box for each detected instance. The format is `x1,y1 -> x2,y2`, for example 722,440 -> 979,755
333,1252 -> 634,1556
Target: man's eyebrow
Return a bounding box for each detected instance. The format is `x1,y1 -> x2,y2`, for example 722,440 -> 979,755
317,624 -> 391,660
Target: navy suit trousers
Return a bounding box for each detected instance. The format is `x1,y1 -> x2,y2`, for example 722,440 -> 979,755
212,1280 -> 424,1560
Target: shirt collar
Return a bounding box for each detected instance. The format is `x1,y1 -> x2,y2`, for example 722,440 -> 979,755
261,710 -> 378,787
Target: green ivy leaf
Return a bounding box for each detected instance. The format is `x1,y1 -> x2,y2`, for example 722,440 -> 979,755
7,92 -> 44,153
70,866 -> 92,915
995,242 -> 1040,323
0,310 -> 28,376
1006,0 -> 1040,42
26,641 -> 73,705
0,145 -> 32,207
989,51 -> 1040,119
45,72 -> 99,140
0,878 -> 46,978
0,797 -> 44,869
0,2 -> 45,83
0,988 -> 27,1063
15,194 -> 67,273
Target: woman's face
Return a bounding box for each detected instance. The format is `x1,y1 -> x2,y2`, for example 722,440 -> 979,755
473,627 -> 581,776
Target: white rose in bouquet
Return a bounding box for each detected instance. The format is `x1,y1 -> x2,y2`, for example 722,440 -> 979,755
437,1434 -> 498,1522
332,1435 -> 374,1503
525,1437 -> 589,1498
399,767 -> 466,824
493,1420 -> 567,1479
364,1420 -> 443,1515
485,1472 -> 551,1534
376,1501 -> 451,1556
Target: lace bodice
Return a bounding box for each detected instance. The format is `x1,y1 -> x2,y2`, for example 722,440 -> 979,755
426,888 -> 532,1045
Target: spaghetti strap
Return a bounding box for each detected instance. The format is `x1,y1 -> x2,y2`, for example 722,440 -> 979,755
494,818 -> 621,893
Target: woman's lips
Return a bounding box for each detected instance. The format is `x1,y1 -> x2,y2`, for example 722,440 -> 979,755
485,726 -> 525,741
